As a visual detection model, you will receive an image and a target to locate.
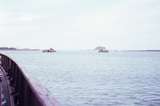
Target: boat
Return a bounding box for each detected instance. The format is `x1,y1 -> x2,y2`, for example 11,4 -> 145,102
95,46 -> 109,53
98,49 -> 109,53
42,48 -> 56,53
0,53 -> 57,106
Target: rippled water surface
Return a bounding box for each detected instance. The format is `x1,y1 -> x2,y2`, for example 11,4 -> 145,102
1,51 -> 160,106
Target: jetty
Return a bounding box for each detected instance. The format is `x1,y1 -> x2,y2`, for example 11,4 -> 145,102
0,53 -> 57,106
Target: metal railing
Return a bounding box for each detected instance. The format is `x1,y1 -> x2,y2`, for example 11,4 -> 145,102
0,53 -> 57,106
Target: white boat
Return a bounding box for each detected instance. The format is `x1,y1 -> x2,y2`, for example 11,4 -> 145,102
98,49 -> 109,53
95,46 -> 109,53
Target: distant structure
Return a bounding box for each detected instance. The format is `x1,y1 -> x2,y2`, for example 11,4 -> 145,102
42,48 -> 56,53
95,46 -> 109,53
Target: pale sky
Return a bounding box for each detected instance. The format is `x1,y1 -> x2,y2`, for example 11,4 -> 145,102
0,0 -> 160,50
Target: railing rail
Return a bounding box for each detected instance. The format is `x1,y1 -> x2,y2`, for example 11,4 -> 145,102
0,53 -> 57,106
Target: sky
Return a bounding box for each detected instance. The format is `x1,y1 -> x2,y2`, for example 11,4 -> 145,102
0,0 -> 160,50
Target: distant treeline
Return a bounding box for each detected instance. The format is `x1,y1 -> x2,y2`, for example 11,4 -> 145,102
0,47 -> 17,50
0,47 -> 40,51
124,50 -> 160,52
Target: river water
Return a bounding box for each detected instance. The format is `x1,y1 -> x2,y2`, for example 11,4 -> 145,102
1,51 -> 160,106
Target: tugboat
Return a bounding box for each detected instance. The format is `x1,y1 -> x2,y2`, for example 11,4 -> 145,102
42,48 -> 56,53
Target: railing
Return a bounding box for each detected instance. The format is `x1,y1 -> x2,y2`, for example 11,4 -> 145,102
0,53 -> 57,106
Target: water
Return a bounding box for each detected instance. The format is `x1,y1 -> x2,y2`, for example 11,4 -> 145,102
1,51 -> 160,106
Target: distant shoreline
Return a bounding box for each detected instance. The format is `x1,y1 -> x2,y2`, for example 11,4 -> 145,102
0,47 -> 40,51
0,47 -> 160,52
120,50 -> 160,52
